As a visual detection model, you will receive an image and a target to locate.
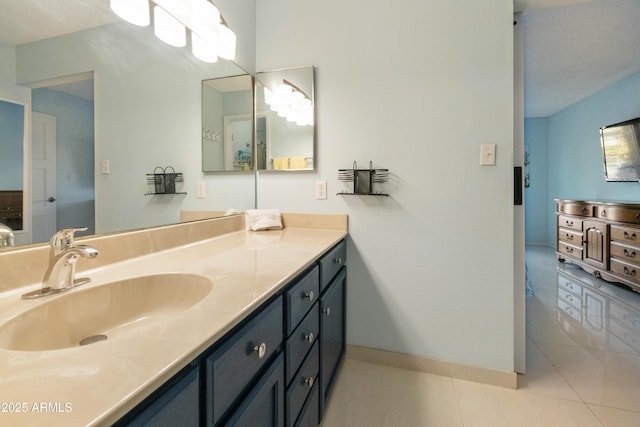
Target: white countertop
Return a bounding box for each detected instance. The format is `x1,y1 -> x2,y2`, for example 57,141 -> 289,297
0,225 -> 346,426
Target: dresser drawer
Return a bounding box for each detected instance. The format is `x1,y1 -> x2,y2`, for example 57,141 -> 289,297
206,296 -> 283,425
286,341 -> 319,427
557,275 -> 582,298
286,303 -> 319,385
610,242 -> 640,267
597,205 -> 640,224
286,266 -> 319,335
557,201 -> 594,217
610,225 -> 640,246
558,228 -> 583,245
610,259 -> 640,284
319,240 -> 346,291
558,215 -> 583,231
558,242 -> 583,260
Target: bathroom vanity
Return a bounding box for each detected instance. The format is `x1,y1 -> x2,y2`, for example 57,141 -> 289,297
0,213 -> 347,426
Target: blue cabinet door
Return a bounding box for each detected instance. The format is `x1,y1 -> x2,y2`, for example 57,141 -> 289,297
319,267 -> 346,420
224,353 -> 285,427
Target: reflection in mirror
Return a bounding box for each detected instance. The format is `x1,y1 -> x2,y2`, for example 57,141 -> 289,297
255,66 -> 315,171
202,74 -> 254,172
0,99 -> 26,234
0,1 -> 256,251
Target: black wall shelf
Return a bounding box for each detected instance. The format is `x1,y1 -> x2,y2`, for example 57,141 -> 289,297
337,161 -> 389,196
145,166 -> 185,195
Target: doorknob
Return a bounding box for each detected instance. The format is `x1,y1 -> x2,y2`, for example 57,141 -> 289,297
48,197 -> 56,203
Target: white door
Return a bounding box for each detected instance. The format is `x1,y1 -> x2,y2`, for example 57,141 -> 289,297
32,112 -> 57,244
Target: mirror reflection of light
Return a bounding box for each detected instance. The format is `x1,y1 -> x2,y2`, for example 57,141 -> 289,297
263,83 -> 313,127
109,0 -> 236,62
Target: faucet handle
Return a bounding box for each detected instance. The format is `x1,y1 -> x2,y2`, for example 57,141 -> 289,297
50,227 -> 88,254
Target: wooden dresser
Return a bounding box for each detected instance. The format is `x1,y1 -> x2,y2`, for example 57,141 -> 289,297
556,199 -> 640,293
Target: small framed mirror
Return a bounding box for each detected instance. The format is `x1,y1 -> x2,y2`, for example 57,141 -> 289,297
255,66 -> 315,171
202,74 -> 254,172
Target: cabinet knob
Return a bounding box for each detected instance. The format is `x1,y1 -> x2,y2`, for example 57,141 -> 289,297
335,257 -> 343,265
305,332 -> 314,343
253,342 -> 267,359
324,307 -> 331,316
305,377 -> 314,388
304,291 -> 314,301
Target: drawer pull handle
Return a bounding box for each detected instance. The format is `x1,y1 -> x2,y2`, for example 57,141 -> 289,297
305,332 -> 314,343
624,231 -> 637,240
566,220 -> 573,226
305,377 -> 315,388
324,307 -> 331,316
304,291 -> 314,301
582,207 -> 589,215
335,257 -> 343,265
624,249 -> 637,258
565,247 -> 573,254
253,343 -> 267,359
600,209 -> 606,217
624,266 -> 637,277
566,233 -> 573,240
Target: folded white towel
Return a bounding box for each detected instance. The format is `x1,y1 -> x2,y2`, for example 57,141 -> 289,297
245,209 -> 283,231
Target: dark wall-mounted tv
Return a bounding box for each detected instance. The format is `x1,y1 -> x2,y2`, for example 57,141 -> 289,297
601,116 -> 640,182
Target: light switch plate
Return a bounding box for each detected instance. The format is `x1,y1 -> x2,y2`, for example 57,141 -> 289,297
196,181 -> 206,199
101,159 -> 110,174
480,144 -> 496,166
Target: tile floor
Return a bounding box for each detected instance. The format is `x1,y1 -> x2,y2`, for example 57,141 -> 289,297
322,245 -> 640,426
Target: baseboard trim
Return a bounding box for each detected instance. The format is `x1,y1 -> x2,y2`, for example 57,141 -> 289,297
346,345 -> 518,389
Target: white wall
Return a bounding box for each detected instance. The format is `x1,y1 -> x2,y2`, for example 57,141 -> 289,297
256,0 -> 516,371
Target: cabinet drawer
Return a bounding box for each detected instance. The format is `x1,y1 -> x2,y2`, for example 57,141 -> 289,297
558,242 -> 583,260
286,303 -> 319,385
610,242 -> 640,267
558,228 -> 583,245
319,240 -> 346,291
557,275 -> 582,298
558,215 -> 583,231
558,201 -> 594,217
286,266 -> 319,336
610,225 -> 640,246
286,341 -> 319,427
293,381 -> 319,427
206,296 -> 283,426
597,205 -> 640,224
610,259 -> 640,284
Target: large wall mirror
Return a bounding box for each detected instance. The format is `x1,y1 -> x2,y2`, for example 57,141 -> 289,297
0,99 -> 27,233
0,0 -> 256,251
202,74 -> 254,172
255,66 -> 315,171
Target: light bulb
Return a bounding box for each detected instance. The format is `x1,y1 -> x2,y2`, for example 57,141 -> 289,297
154,6 -> 187,47
110,0 -> 150,27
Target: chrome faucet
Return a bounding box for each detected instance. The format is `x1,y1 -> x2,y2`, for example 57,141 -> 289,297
0,223 -> 14,248
22,228 -> 99,299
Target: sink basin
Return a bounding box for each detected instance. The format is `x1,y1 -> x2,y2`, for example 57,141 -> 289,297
0,273 -> 213,351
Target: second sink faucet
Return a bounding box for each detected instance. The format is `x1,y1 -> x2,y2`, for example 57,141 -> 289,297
22,228 -> 99,299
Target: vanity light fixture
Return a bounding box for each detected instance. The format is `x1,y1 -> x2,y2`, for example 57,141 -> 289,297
109,0 -> 236,63
264,80 -> 314,126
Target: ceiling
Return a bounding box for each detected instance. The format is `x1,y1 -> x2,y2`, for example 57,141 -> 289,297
1,1 -> 639,118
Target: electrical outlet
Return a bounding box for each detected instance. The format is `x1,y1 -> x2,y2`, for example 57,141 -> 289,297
101,159 -> 110,174
196,181 -> 207,199
315,180 -> 327,200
